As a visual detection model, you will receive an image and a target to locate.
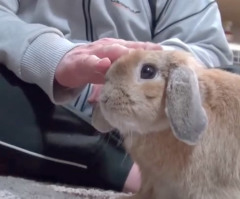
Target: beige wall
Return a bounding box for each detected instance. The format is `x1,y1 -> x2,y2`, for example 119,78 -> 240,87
217,0 -> 240,43
217,0 -> 240,26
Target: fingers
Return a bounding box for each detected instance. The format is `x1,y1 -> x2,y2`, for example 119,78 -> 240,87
96,38 -> 162,50
80,54 -> 111,70
55,38 -> 162,89
79,55 -> 111,82
95,38 -> 161,50
125,41 -> 162,50
92,43 -> 133,62
56,54 -> 110,88
144,42 -> 162,50
88,39 -> 161,62
78,38 -> 162,62
75,54 -> 110,85
95,57 -> 111,74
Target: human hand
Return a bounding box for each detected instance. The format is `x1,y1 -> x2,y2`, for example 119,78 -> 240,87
55,38 -> 162,89
88,84 -> 103,104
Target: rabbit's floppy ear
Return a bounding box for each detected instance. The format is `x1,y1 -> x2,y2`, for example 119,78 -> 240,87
165,66 -> 208,145
91,103 -> 114,133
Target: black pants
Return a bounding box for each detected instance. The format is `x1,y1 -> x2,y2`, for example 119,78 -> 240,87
0,66 -> 132,191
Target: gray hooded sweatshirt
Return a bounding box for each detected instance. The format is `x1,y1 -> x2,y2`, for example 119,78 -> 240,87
0,0 -> 233,111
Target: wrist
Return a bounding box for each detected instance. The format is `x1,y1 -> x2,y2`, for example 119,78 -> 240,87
21,33 -> 81,104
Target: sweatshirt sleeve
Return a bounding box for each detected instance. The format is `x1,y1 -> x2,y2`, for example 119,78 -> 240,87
0,0 -> 83,104
153,0 -> 233,67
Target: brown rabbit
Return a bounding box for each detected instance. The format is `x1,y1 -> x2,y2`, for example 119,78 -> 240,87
92,50 -> 240,199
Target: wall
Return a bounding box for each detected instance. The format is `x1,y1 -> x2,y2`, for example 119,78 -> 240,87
217,0 -> 240,43
217,0 -> 240,26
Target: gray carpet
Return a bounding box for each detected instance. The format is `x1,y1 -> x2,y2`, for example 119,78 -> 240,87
0,176 -> 131,199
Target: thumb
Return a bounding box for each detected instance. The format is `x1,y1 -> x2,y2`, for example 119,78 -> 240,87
88,84 -> 103,104
95,57 -> 111,74
89,58 -> 111,85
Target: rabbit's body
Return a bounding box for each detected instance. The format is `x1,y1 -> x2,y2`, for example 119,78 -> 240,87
92,50 -> 240,199
125,114 -> 240,199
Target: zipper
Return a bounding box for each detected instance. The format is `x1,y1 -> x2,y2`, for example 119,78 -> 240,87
82,0 -> 89,41
82,0 -> 94,41
88,0 -> 94,41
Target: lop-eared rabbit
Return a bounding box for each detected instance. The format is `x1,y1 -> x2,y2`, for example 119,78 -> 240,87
92,50 -> 240,199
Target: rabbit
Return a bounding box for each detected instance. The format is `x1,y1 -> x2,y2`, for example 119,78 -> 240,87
91,49 -> 240,199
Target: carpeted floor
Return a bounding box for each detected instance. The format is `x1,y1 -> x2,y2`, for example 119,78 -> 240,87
0,176 -> 131,199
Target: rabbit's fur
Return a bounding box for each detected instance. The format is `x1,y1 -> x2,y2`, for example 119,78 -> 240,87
92,50 -> 240,199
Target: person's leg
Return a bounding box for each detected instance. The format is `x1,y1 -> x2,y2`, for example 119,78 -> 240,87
0,65 -> 134,192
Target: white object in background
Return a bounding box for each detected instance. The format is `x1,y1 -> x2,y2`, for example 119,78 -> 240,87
224,21 -> 234,42
229,43 -> 240,65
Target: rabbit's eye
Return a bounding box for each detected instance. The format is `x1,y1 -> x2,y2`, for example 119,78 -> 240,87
140,64 -> 157,79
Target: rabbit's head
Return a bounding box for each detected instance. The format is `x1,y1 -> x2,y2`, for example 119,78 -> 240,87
92,50 -> 208,145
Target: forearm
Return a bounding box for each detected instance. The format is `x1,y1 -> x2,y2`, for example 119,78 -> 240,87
20,33 -> 82,104
0,1 -> 82,104
153,0 -> 233,67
